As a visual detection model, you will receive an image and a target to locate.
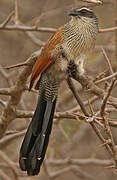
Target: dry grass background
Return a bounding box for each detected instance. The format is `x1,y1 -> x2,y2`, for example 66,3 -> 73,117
0,0 -> 117,180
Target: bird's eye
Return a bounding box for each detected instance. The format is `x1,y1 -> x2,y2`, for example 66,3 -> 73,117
81,10 -> 87,15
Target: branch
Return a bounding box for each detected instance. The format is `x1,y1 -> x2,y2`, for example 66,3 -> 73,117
47,158 -> 112,166
95,72 -> 117,85
48,165 -> 95,180
0,50 -> 41,138
0,49 -> 117,138
1,11 -> 14,28
16,109 -> 78,121
3,62 -> 29,70
7,108 -> 117,128
0,65 -> 13,86
0,130 -> 26,147
0,88 -> 12,96
0,151 -> 19,180
70,166 -> 96,180
0,99 -> 7,107
100,79 -> 117,166
25,31 -> 46,46
67,78 -> 89,117
0,170 -> 11,180
1,15 -> 117,34
100,79 -> 116,116
99,26 -> 117,33
74,74 -> 117,102
101,47 -> 114,74
14,0 -> 19,25
82,0 -> 102,4
67,77 -> 115,156
0,24 -> 56,33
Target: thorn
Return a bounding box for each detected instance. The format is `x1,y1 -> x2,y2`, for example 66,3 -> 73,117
98,139 -> 111,148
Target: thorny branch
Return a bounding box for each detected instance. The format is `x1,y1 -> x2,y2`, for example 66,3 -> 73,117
0,50 -> 117,166
0,50 -> 41,138
0,35 -> 117,176
0,0 -> 117,179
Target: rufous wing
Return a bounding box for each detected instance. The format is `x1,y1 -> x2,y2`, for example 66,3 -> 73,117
29,26 -> 64,90
29,57 -> 55,90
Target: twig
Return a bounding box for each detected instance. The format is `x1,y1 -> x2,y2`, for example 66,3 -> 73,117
73,72 -> 117,102
82,0 -> 102,4
0,23 -> 117,34
69,96 -> 99,113
0,88 -> 12,96
71,165 -> 96,180
90,121 -> 113,155
25,31 -> 45,46
99,26 -> 117,33
115,0 -> 117,64
0,65 -> 13,86
88,99 -> 94,115
67,78 -> 89,116
43,161 -> 51,180
100,79 -> 117,166
0,99 -> 7,107
107,101 -> 117,109
101,47 -> 114,74
0,24 -> 56,33
47,158 -> 112,166
1,11 -> 14,28
3,62 -> 30,70
34,14 -> 43,29
16,109 -> 79,121
58,124 -> 70,142
14,0 -> 19,25
0,151 -> 19,180
18,20 -> 46,46
0,130 -> 26,147
0,169 -> 11,180
95,72 -> 117,85
0,66 -> 9,78
101,79 -> 116,116
49,166 -> 73,179
46,164 -> 95,180
85,79 -> 117,102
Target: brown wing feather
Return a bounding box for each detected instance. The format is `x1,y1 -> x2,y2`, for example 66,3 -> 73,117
29,58 -> 54,90
29,26 -> 64,90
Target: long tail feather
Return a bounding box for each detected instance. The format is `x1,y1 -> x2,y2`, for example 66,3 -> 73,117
19,92 -> 56,175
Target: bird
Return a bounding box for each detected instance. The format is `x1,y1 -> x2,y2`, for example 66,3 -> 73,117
19,7 -> 98,176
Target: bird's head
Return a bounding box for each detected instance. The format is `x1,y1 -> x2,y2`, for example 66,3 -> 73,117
68,7 -> 98,27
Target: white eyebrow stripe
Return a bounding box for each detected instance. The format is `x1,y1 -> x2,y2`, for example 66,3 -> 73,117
77,7 -> 92,12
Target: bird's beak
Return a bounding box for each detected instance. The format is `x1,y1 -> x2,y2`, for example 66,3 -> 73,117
68,9 -> 79,17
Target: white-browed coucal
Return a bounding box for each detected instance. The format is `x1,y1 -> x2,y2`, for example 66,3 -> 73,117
19,7 -> 98,176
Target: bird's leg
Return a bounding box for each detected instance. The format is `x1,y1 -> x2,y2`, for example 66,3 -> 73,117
67,60 -> 90,87
67,60 -> 77,78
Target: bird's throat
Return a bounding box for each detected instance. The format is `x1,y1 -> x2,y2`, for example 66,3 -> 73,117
63,21 -> 97,61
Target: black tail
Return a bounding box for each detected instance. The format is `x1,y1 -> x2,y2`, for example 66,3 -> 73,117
19,92 -> 56,176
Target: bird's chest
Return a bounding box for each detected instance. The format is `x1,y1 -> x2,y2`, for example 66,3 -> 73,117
63,25 -> 94,61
